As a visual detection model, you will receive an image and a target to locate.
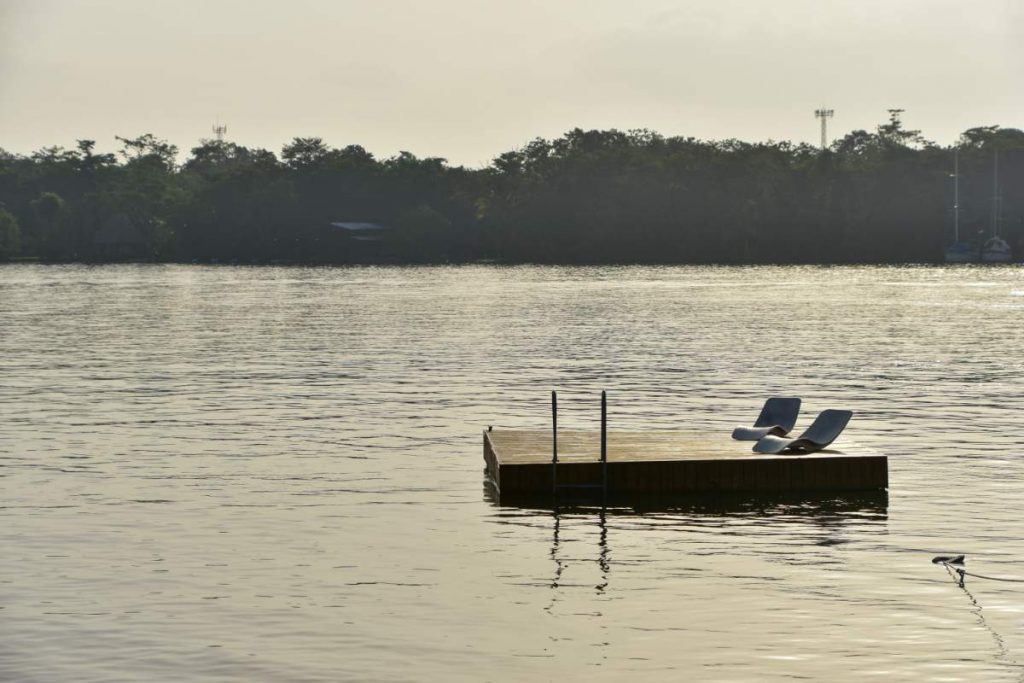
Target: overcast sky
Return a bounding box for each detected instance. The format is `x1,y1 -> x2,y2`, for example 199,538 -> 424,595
1,0 -> 1021,166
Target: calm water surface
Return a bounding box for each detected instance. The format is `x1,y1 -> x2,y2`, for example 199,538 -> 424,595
2,264 -> 1024,681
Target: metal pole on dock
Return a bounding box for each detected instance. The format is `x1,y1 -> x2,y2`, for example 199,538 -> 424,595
551,390 -> 558,496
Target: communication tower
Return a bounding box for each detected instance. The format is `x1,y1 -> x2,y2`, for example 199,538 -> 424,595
814,108 -> 834,150
887,108 -> 904,126
212,119 -> 228,142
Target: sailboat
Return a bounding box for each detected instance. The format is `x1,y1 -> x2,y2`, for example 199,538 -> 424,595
944,148 -> 976,263
981,149 -> 1012,263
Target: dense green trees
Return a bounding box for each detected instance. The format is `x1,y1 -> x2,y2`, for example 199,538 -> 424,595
0,118 -> 1021,264
0,208 -> 20,259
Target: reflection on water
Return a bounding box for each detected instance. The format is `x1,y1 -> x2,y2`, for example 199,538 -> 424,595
510,494 -> 890,601
2,263 -> 1024,681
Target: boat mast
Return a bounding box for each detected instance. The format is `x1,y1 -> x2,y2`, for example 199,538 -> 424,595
992,149 -> 1000,238
953,148 -> 960,242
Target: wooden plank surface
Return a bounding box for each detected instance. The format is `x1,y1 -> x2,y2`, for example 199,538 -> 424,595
487,429 -> 878,464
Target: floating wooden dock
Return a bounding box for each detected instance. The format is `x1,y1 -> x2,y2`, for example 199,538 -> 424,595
484,429 -> 887,498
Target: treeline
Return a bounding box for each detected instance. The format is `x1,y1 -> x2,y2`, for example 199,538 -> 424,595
1,116 -> 1022,264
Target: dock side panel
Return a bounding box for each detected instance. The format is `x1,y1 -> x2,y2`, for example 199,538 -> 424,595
491,456 -> 887,495
483,431 -> 501,492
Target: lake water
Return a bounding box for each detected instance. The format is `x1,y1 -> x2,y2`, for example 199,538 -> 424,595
2,264 -> 1024,681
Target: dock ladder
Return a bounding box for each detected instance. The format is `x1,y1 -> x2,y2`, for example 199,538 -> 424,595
551,390 -> 609,498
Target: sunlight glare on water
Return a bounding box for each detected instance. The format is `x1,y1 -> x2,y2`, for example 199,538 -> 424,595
2,264 -> 1024,681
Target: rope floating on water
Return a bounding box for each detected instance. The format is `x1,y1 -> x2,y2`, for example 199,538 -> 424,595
933,555 -> 1021,667
952,569 -> 1024,583
933,555 -> 1024,586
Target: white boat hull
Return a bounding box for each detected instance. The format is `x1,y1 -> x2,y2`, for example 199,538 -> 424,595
981,251 -> 1012,263
981,237 -> 1012,263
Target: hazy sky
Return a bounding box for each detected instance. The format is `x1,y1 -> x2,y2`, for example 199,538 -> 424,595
1,0 -> 1021,166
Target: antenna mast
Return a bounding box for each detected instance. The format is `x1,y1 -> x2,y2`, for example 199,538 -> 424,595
814,108 -> 834,150
212,118 -> 228,142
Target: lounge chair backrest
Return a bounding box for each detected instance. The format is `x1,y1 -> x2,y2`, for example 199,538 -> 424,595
801,409 -> 853,447
753,397 -> 801,433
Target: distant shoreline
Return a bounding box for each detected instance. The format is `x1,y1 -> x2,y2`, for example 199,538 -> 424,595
2,124 -> 1022,266
3,257 -> 1017,268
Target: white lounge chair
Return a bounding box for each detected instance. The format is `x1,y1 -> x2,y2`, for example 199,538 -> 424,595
731,397 -> 802,441
753,409 -> 853,455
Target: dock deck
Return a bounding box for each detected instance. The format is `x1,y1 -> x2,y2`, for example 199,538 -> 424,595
484,429 -> 887,498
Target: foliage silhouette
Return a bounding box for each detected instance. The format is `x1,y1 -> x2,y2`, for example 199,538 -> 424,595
1,119 -> 1021,264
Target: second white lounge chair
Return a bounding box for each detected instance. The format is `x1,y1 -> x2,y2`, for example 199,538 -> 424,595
752,409 -> 853,454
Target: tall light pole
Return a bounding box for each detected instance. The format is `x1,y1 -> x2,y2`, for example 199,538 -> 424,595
814,108 -> 834,150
